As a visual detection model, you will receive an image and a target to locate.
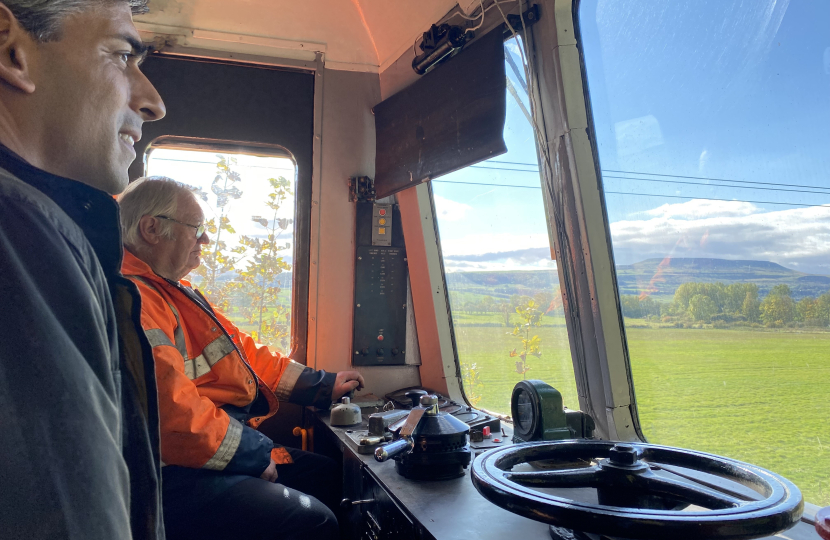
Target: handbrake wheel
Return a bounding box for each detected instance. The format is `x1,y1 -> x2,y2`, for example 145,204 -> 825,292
471,440 -> 803,540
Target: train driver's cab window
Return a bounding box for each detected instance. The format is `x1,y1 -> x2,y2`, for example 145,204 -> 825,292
146,145 -> 297,354
431,37 -> 577,416
579,0 -> 830,505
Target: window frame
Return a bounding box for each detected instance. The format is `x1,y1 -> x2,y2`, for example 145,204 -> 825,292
143,135 -> 311,362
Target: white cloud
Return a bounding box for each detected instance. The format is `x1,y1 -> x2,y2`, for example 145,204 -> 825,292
432,195 -> 472,222
644,199 -> 758,219
611,201 -> 830,274
440,232 -> 550,257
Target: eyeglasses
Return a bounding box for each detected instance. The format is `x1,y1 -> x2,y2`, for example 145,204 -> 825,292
155,215 -> 206,239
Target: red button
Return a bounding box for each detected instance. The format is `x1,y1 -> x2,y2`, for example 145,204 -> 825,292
377,335 -> 384,341
482,426 -> 491,437
379,209 -> 387,216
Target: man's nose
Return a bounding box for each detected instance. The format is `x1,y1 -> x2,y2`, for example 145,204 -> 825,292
131,68 -> 166,122
198,232 -> 210,245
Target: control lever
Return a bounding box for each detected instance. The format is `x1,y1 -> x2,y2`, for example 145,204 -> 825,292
340,498 -> 375,509
374,402 -> 429,462
374,437 -> 414,462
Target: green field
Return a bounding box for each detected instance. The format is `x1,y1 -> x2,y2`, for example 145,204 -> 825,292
453,321 -> 830,506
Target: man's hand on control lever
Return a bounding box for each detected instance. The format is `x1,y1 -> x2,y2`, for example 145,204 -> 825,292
332,370 -> 365,401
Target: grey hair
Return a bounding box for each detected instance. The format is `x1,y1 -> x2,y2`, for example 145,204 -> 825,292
118,176 -> 195,249
2,0 -> 149,42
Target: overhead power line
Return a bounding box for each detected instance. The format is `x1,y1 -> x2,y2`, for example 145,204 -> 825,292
432,179 -> 830,209
603,191 -> 829,209
603,169 -> 830,192
469,165 -> 830,194
601,175 -> 830,196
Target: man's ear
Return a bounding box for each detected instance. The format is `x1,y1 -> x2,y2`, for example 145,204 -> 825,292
138,215 -> 164,245
0,4 -> 36,94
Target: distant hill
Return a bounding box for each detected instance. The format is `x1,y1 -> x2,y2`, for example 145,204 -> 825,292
615,258 -> 830,300
446,259 -> 830,301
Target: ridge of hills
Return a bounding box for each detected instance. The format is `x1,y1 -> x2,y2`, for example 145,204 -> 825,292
445,258 -> 830,301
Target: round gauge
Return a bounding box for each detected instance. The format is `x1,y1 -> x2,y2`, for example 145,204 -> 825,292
511,381 -> 545,442
511,380 -> 577,443
513,389 -> 534,432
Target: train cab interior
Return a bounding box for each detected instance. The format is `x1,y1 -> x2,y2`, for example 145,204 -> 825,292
128,0 -> 829,538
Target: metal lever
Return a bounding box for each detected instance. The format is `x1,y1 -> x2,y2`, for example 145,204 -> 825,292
374,437 -> 413,462
340,498 -> 374,509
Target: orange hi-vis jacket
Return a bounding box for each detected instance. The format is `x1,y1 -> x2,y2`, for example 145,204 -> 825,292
122,250 -> 336,477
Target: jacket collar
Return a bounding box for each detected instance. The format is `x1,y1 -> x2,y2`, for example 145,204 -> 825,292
121,249 -> 193,288
0,143 -> 124,277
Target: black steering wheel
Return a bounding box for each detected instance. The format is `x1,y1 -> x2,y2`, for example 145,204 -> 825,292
471,440 -> 803,540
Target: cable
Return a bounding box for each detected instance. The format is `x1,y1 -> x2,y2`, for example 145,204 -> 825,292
446,0 -> 517,22
601,175 -> 830,196
465,0 -> 487,34
484,162 -> 830,192
602,191 -> 829,209
433,179 -> 540,189
432,179 -> 830,209
473,163 -> 830,193
603,169 -> 830,192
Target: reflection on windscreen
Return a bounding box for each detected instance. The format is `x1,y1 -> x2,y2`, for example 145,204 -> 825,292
579,0 -> 830,505
432,40 -> 577,417
146,149 -> 297,354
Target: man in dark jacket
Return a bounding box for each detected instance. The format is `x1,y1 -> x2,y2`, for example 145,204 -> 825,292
0,1 -> 167,538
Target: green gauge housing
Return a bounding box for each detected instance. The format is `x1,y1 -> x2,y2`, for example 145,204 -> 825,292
511,380 -> 596,443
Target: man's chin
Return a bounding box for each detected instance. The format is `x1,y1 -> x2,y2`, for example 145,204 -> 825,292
85,168 -> 130,195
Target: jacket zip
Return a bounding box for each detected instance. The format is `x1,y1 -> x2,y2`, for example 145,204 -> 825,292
162,277 -> 263,391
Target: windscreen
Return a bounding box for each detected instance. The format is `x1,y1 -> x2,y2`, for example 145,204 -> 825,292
578,0 -> 830,505
432,37 -> 578,417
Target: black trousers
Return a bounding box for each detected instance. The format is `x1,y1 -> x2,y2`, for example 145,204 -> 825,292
163,448 -> 341,540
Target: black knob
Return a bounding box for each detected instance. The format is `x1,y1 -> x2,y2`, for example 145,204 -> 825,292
376,348 -> 384,356
361,348 -> 369,356
391,348 -> 399,356
405,390 -> 427,408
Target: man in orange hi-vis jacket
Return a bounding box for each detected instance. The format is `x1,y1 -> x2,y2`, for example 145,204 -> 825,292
118,176 -> 364,540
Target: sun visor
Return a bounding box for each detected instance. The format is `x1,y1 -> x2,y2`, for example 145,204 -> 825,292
373,27 -> 507,199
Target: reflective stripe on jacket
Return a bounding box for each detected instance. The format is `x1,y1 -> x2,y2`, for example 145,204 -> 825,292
122,249 -> 316,476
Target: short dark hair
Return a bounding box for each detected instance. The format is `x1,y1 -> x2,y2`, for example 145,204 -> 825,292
2,0 -> 149,42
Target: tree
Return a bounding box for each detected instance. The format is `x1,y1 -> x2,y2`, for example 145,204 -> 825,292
460,362 -> 484,407
796,297 -> 819,324
742,290 -> 761,322
816,292 -> 830,326
688,294 -> 717,322
190,156 -> 244,312
769,284 -> 792,298
620,295 -> 643,318
497,300 -> 512,326
508,298 -> 543,379
761,293 -> 794,326
236,176 -> 293,351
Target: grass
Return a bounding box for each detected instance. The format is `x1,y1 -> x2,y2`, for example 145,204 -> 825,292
453,318 -> 830,506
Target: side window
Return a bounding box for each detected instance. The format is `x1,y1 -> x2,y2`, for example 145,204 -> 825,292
432,39 -> 578,416
146,144 -> 297,354
578,0 -> 829,505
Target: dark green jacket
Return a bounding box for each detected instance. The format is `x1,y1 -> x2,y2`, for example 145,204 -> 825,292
0,146 -> 164,540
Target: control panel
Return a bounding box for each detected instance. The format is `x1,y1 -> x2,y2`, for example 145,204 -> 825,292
353,202 -> 407,366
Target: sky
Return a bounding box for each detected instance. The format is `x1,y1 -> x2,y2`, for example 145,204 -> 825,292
433,0 -> 830,276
